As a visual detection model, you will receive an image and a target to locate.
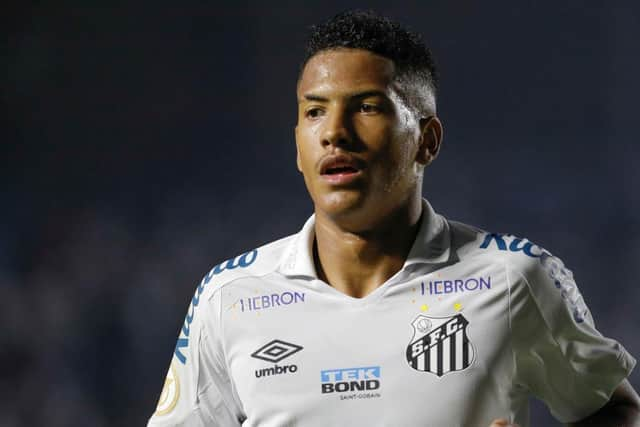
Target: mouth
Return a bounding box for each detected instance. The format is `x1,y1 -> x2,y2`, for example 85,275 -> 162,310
323,165 -> 359,175
319,155 -> 363,184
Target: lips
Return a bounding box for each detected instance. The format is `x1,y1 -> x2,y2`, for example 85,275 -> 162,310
318,154 -> 364,185
325,164 -> 359,174
319,155 -> 363,175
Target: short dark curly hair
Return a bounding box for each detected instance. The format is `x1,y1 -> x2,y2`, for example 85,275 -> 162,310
300,10 -> 439,115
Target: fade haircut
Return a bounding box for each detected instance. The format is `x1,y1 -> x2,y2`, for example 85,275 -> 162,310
300,10 -> 439,116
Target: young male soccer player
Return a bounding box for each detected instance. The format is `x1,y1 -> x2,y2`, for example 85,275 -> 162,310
148,11 -> 639,427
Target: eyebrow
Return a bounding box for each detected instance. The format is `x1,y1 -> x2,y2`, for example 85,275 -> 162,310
302,94 -> 329,102
300,90 -> 388,103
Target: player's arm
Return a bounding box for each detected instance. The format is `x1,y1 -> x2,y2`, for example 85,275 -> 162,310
487,381 -> 640,427
148,280 -> 244,426
507,247 -> 636,425
567,379 -> 640,426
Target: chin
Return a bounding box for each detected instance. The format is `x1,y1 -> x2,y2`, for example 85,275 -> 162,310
314,190 -> 366,218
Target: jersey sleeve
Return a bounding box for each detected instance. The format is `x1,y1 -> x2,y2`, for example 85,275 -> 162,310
508,251 -> 636,423
148,281 -> 244,426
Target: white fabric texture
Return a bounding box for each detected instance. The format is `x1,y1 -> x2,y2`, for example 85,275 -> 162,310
148,200 -> 635,427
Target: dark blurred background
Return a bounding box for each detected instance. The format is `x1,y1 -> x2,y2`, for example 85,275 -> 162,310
2,1 -> 638,426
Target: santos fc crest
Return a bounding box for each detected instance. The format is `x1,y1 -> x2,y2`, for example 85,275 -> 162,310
406,314 -> 475,377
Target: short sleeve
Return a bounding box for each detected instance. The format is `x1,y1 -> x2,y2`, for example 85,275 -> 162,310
148,281 -> 244,426
508,252 -> 636,423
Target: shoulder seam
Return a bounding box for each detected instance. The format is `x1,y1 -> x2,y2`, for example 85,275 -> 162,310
207,269 -> 276,302
202,235 -> 297,301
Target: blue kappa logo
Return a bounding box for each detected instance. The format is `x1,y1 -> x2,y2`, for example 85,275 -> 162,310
174,250 -> 257,364
479,233 -> 546,258
539,252 -> 588,323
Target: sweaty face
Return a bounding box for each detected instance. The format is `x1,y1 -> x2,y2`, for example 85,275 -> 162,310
295,49 -> 425,227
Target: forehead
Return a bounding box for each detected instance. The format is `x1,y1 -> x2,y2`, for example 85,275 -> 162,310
297,49 -> 396,98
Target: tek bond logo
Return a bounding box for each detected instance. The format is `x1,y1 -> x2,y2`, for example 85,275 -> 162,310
320,366 -> 381,400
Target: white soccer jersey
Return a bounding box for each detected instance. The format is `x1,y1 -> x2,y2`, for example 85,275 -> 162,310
148,200 -> 635,427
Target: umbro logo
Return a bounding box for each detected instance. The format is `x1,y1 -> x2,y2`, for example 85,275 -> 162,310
251,339 -> 303,378
251,339 -> 303,363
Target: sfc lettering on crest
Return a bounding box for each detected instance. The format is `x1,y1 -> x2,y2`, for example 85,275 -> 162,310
406,314 -> 475,377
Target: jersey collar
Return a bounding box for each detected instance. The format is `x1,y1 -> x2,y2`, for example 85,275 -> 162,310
404,199 -> 451,267
277,199 -> 451,279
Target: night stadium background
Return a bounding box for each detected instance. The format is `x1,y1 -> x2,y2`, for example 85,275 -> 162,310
2,1 -> 639,425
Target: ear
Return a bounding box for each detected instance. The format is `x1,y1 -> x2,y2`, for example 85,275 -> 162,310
416,116 -> 443,166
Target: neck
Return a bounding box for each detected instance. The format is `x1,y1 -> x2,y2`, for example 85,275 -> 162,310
313,196 -> 423,298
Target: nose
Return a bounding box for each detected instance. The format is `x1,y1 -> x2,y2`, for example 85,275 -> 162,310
321,107 -> 351,148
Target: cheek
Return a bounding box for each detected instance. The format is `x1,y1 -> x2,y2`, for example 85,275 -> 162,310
296,147 -> 316,195
393,115 -> 420,165
295,133 -> 320,183
374,126 -> 413,168
391,102 -> 421,169
378,129 -> 419,189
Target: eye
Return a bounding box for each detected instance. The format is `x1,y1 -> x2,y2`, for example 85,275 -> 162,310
359,103 -> 380,114
305,107 -> 325,119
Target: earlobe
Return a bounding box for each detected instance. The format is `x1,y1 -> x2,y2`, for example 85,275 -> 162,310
417,116 -> 443,166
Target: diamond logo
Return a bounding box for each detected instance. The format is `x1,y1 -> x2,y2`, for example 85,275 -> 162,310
251,339 -> 303,363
